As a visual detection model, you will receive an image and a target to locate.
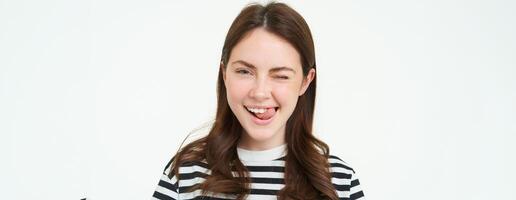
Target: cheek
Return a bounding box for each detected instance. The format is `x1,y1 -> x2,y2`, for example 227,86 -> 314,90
273,84 -> 300,106
226,79 -> 251,103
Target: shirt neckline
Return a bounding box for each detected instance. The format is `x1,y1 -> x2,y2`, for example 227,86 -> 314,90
237,143 -> 287,162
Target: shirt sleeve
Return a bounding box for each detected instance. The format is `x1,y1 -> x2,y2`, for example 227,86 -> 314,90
349,169 -> 365,200
152,158 -> 180,200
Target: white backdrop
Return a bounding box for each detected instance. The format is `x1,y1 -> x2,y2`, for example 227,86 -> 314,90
1,0 -> 515,199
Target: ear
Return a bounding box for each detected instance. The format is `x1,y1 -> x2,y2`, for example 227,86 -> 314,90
299,68 -> 315,96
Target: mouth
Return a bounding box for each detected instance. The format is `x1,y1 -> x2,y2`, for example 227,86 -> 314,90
244,105 -> 279,125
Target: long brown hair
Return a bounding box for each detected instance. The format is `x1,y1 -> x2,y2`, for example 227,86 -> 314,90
169,2 -> 338,200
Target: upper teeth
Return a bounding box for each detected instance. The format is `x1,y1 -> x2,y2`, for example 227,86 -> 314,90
246,107 -> 267,114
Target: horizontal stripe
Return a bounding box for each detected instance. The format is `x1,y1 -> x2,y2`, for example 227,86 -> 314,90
249,188 -> 277,195
179,171 -> 209,180
182,161 -> 209,169
158,179 -> 177,191
351,179 -> 360,187
249,182 -> 284,190
152,191 -> 176,200
250,177 -> 284,184
188,196 -> 232,200
333,183 -> 351,191
180,177 -> 206,188
330,162 -> 354,172
332,177 -> 351,185
153,154 -> 364,199
245,165 -> 284,172
350,191 -> 365,200
332,172 -> 352,179
248,171 -> 283,178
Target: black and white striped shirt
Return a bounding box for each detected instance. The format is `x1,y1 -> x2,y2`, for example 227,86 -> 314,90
152,144 -> 365,200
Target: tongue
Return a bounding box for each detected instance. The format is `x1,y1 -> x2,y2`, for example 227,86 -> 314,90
255,107 -> 276,120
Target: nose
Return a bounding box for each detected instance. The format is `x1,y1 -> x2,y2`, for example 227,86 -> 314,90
249,77 -> 271,101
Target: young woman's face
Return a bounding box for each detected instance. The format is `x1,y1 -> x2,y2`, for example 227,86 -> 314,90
222,28 -> 315,150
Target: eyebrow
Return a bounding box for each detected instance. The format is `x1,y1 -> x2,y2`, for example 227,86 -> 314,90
231,60 -> 296,74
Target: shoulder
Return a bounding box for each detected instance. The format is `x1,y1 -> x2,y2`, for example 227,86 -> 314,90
153,156 -> 211,200
327,154 -> 356,174
327,154 -> 356,184
163,156 -> 210,178
327,154 -> 365,199
153,157 -> 180,199
162,139 -> 210,178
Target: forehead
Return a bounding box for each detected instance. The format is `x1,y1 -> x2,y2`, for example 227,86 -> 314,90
229,28 -> 301,71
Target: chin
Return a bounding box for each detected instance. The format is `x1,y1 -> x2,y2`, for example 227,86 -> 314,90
243,128 -> 277,142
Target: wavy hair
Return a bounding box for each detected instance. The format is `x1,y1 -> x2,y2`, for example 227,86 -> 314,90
168,2 -> 338,200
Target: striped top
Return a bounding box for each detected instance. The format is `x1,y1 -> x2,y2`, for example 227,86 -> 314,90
152,144 -> 365,200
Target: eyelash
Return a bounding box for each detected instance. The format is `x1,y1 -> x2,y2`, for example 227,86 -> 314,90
236,69 -> 250,75
236,70 -> 289,80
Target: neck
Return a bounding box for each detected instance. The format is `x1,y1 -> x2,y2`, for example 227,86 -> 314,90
237,143 -> 287,162
237,134 -> 286,151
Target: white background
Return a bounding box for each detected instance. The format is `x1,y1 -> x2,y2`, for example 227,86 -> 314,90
1,0 -> 515,199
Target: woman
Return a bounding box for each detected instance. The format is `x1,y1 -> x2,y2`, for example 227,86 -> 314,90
152,2 -> 365,200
